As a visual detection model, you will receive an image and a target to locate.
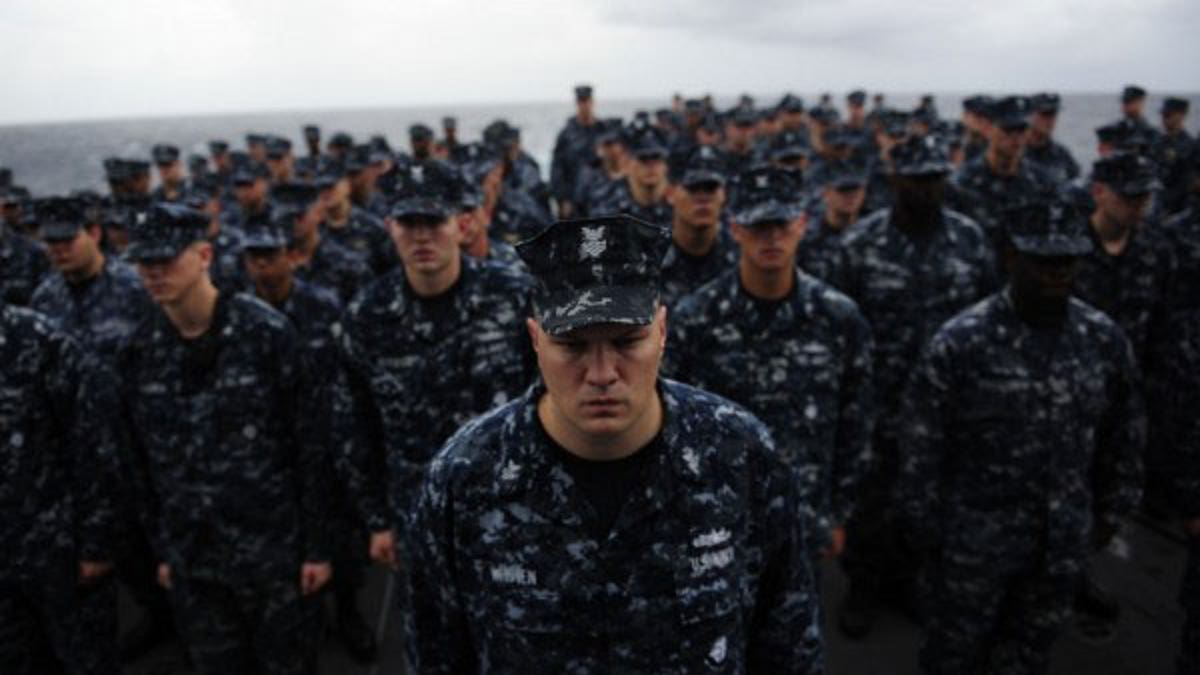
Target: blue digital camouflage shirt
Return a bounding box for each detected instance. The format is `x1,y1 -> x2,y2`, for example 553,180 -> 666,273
118,292 -> 330,582
659,226 -> 739,311
948,155 -> 1057,260
1,303 -> 117,580
322,207 -> 399,277
664,268 -> 874,544
0,225 -> 50,306
30,257 -> 152,364
294,235 -> 374,305
406,380 -> 825,674
332,257 -> 537,534
897,290 -> 1145,571
840,207 -> 997,443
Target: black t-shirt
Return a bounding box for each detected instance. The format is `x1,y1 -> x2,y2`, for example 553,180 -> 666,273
540,417 -> 664,541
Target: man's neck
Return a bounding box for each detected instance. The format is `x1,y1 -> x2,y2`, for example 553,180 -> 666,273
65,252 -> 106,285
163,278 -> 219,339
327,203 -> 351,228
985,148 -> 1020,177
1090,211 -> 1133,256
538,389 -> 663,461
739,259 -> 795,301
255,276 -> 293,306
406,254 -> 462,298
671,220 -> 719,257
629,180 -> 665,207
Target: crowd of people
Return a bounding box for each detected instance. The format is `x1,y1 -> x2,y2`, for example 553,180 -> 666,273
0,82 -> 1198,674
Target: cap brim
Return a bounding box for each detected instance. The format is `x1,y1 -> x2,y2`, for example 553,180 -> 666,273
1116,178 -> 1163,196
127,241 -> 188,262
391,197 -> 453,221
536,284 -> 659,337
42,223 -> 82,240
736,200 -> 804,227
680,170 -> 726,188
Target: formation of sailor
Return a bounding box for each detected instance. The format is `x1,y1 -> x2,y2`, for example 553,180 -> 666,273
0,83 -> 1196,675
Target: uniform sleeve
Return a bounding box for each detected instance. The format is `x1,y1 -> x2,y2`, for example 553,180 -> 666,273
49,336 -> 117,561
1091,332 -> 1146,532
331,315 -> 391,532
549,127 -> 575,205
895,332 -> 955,550
405,458 -> 477,675
829,312 -> 875,526
115,347 -> 170,560
748,445 -> 825,674
277,323 -> 333,562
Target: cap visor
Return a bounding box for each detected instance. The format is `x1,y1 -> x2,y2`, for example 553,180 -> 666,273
127,242 -> 186,262
391,198 -> 453,221
537,284 -> 659,337
1011,235 -> 1093,257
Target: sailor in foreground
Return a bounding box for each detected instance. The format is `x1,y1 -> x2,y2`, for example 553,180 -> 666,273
405,214 -> 824,673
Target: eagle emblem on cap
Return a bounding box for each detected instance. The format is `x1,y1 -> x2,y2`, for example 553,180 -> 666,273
580,226 -> 607,259
411,166 -> 424,183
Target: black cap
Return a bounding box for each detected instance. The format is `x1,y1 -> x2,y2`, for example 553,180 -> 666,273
517,215 -> 670,337
187,154 -> 209,173
1121,85 -> 1147,103
985,96 -> 1032,130
879,110 -> 910,137
303,124 -> 321,141
152,144 -> 180,165
208,140 -> 230,155
242,210 -> 290,250
596,118 -> 625,144
37,197 -> 86,241
328,132 -> 355,150
1004,198 -> 1092,257
669,144 -> 728,187
483,120 -> 520,150
245,133 -> 267,147
824,161 -> 869,190
265,136 -> 293,159
891,135 -> 953,176
575,84 -> 594,101
847,90 -> 867,106
389,160 -> 463,221
624,121 -> 668,160
731,165 -> 805,226
1094,119 -> 1154,151
777,93 -> 805,114
409,124 -> 434,142
314,158 -> 347,190
442,116 -> 457,130
452,142 -> 501,183
232,161 -> 270,185
1162,97 -> 1190,114
1030,93 -> 1061,114
768,131 -> 809,161
962,95 -> 993,114
126,202 -> 210,262
684,98 -> 707,114
809,105 -> 840,125
1092,152 -> 1162,196
270,181 -> 320,210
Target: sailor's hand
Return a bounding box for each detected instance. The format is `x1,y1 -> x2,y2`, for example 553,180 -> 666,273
78,560 -> 113,585
157,563 -> 172,589
301,562 -> 333,596
370,530 -> 398,570
821,526 -> 847,559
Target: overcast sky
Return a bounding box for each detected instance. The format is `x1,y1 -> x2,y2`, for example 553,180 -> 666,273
2,0 -> 1197,125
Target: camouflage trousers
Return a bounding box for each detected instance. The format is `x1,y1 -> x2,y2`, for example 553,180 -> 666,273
920,547 -> 1079,675
1179,536 -> 1200,675
167,573 -> 322,675
0,556 -> 119,675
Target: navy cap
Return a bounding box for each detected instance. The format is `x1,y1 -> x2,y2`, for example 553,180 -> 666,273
670,144 -> 728,187
1094,119 -> 1145,148
769,131 -> 809,161
809,105 -> 840,125
345,145 -> 372,173
684,98 -> 707,114
232,161 -> 270,185
962,95 -> 993,114
0,167 -> 13,188
891,135 -> 953,176
241,211 -> 290,250
777,93 -> 805,114
517,215 -> 670,337
823,161 -> 868,190
265,136 -> 293,159
596,118 -> 625,144
729,108 -> 758,128
625,122 -> 668,160
245,133 -> 267,147
575,84 -> 593,101
1121,85 -> 1147,103
1004,198 -> 1092,257
847,90 -> 867,106
303,124 -> 321,140
1162,97 -> 1190,114
126,202 -> 210,262
208,140 -> 229,155
442,116 -> 457,130
824,126 -> 863,149
459,180 -> 485,211
451,142 -> 501,183
483,120 -> 520,150
1030,93 -> 1061,113
152,144 -> 180,165
880,110 -> 910,137
188,154 -> 209,173
1093,152 -> 1162,196
271,181 -> 320,210
103,158 -> 130,182
37,197 -> 86,241
314,159 -> 347,190
328,132 -> 355,149
732,165 -> 805,226
986,96 -> 1032,130
389,160 -> 463,221
409,124 -> 434,142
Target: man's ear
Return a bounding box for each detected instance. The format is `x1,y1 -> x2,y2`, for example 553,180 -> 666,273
526,317 -> 541,353
656,304 -> 668,350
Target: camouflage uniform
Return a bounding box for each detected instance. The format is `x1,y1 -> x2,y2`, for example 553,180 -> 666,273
796,214 -> 855,291
118,290 -> 330,675
0,304 -> 119,675
550,115 -> 605,210
30,257 -> 152,362
0,225 -> 49,306
664,267 -> 874,553
659,227 -> 739,311
1024,140 -> 1081,186
948,155 -> 1056,260
208,224 -> 248,293
898,289 -> 1144,674
582,178 -> 673,228
322,207 -> 400,277
838,205 -> 997,594
293,234 -> 373,305
488,189 -> 554,245
332,257 -> 537,535
406,380 -> 825,674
